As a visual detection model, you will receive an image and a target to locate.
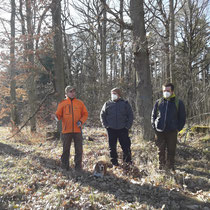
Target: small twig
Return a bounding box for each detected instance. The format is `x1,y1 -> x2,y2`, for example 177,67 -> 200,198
187,112 -> 210,121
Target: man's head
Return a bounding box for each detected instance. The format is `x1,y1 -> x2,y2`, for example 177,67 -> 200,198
65,85 -> 76,99
162,83 -> 174,98
111,87 -> 122,101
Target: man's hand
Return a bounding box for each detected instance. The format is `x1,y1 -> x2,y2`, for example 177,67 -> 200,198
51,114 -> 58,122
77,121 -> 82,127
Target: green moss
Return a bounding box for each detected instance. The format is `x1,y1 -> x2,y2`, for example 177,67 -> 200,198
191,125 -> 210,133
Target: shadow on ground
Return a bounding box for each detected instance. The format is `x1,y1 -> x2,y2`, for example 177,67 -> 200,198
35,154 -> 209,209
0,142 -> 25,157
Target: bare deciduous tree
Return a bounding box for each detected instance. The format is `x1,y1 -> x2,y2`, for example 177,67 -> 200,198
130,0 -> 154,140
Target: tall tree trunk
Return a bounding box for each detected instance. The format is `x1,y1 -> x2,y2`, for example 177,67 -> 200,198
120,0 -> 125,80
130,0 -> 154,140
63,26 -> 72,85
110,54 -> 113,83
26,0 -> 36,132
101,0 -> 107,84
51,0 -> 65,134
186,0 -> 194,119
51,0 -> 65,102
169,0 -> 176,86
156,0 -> 170,81
165,29 -> 170,81
10,0 -> 18,128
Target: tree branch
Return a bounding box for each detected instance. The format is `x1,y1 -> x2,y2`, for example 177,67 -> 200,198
6,90 -> 55,140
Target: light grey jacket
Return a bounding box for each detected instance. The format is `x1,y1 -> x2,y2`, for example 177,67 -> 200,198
100,99 -> 133,130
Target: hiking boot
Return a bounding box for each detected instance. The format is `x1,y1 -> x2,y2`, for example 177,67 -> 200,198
159,164 -> 166,170
125,160 -> 132,165
168,165 -> 175,171
112,161 -> 119,167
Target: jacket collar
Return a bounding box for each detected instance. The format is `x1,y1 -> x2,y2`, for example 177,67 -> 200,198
110,98 -> 124,103
66,97 -> 76,102
163,93 -> 176,101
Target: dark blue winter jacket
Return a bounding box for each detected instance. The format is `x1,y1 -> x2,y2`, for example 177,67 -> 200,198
100,99 -> 133,130
151,96 -> 186,132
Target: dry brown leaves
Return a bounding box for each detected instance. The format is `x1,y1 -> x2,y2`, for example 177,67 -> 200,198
0,127 -> 209,209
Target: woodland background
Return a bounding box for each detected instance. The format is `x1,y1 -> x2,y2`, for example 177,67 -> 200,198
0,0 -> 209,138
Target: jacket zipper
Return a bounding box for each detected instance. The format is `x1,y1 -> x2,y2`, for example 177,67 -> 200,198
71,99 -> 74,132
163,100 -> 168,131
116,102 -> 118,128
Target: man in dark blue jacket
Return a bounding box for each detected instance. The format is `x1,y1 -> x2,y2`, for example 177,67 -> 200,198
100,88 -> 134,166
151,83 -> 186,171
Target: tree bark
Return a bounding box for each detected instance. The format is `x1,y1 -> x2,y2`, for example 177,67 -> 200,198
10,0 -> 18,128
51,0 -> 65,134
120,0 -> 125,80
130,0 -> 154,140
26,0 -> 37,132
51,0 -> 65,102
100,0 -> 107,84
169,0 -> 176,85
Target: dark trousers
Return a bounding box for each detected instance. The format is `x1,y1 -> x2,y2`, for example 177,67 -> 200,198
61,133 -> 83,169
155,130 -> 177,168
107,128 -> 132,164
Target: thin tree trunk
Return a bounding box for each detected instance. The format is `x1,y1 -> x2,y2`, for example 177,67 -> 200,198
165,28 -> 170,81
51,0 -> 65,134
101,0 -> 107,84
51,0 -> 65,102
110,54 -> 113,83
186,0 -> 194,119
120,0 -> 125,80
10,0 -> 18,128
130,0 -> 154,140
26,0 -> 36,132
63,26 -> 72,84
169,0 -> 176,85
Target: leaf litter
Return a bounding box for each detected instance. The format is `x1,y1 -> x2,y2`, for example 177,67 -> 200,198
0,127 -> 209,209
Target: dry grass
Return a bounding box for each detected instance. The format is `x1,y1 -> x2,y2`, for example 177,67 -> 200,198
0,126 -> 209,209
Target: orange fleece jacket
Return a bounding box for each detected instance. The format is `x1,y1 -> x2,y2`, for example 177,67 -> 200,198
55,97 -> 88,133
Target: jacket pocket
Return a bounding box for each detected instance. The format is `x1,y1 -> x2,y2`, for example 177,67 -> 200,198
64,104 -> 71,115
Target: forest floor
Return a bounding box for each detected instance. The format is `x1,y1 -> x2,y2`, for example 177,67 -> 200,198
0,126 -> 209,210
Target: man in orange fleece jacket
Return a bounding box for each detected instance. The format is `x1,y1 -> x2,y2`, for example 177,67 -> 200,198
52,86 -> 88,171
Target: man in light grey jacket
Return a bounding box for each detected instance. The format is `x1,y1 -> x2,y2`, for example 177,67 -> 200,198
100,88 -> 133,166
